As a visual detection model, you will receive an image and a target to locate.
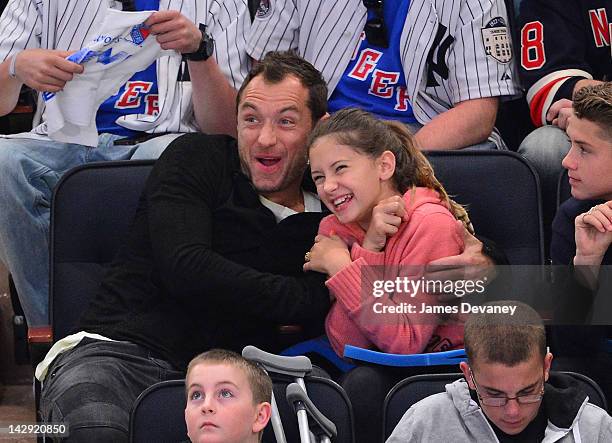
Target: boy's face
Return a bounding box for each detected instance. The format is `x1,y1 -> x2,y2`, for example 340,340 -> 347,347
185,363 -> 269,443
562,115 -> 612,200
460,352 -> 552,435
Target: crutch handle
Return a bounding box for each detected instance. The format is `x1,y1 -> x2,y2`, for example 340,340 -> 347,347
286,383 -> 337,439
242,345 -> 312,377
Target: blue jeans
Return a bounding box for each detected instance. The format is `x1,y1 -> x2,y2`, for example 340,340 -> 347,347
518,126 -> 571,251
39,337 -> 183,442
518,125 -> 571,201
0,132 -> 182,326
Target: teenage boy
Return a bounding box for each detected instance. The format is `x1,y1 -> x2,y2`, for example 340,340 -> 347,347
387,301 -> 612,442
549,82 -> 612,410
553,82 -> 612,270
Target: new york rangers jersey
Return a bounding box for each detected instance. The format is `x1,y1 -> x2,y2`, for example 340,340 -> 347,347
518,0 -> 611,126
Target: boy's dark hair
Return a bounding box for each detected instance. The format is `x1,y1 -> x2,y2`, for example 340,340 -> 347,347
464,301 -> 546,368
186,349 -> 272,406
573,82 -> 612,141
236,50 -> 328,124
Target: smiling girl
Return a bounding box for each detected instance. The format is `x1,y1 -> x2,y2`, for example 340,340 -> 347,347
304,108 -> 472,357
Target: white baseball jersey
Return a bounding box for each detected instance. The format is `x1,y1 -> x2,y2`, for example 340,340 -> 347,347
0,0 -> 249,136
247,0 -> 520,125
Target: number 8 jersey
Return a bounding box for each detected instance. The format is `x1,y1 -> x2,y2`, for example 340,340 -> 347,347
518,0 -> 611,127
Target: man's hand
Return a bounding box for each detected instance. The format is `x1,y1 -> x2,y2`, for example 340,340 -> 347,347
574,201 -> 612,266
13,49 -> 83,92
303,235 -> 351,277
424,220 -> 496,301
146,10 -> 201,54
362,196 -> 406,252
546,98 -> 573,129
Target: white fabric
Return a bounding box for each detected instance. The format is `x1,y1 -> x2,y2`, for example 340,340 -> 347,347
260,190 -> 321,222
0,0 -> 249,139
35,331 -> 116,382
44,9 -> 171,146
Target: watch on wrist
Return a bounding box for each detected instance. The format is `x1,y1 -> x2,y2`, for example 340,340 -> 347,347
184,23 -> 214,61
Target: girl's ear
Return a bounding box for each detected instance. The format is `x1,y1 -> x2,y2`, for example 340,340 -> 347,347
377,150 -> 396,181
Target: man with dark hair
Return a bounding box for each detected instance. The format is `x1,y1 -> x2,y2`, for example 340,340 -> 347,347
38,50 -> 499,441
235,53 -> 329,124
387,301 -> 612,442
37,50 -> 331,442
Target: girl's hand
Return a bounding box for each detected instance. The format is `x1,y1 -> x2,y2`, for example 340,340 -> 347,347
574,201 -> 612,265
303,235 -> 351,276
363,196 -> 406,252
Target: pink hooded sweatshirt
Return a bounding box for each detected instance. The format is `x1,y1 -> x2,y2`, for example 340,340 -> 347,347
319,187 -> 466,357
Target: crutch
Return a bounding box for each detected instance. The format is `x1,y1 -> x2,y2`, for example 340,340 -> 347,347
242,345 -> 313,443
286,382 -> 337,443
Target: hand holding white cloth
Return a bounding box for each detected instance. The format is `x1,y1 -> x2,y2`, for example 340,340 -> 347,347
44,9 -> 174,146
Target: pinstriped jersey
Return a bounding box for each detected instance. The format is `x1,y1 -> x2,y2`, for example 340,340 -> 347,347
517,0 -> 611,127
246,0 -> 520,125
328,0 -> 420,124
0,0 -> 249,136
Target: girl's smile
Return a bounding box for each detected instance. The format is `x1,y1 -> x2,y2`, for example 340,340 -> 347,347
309,135 -> 398,229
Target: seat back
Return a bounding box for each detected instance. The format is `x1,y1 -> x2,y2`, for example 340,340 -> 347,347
50,160 -> 155,340
130,376 -> 354,443
383,373 -> 462,440
426,151 -> 544,265
562,371 -> 608,411
129,380 -> 188,443
383,371 -> 607,440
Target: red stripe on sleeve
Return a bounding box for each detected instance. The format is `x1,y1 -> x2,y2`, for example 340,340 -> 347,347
529,77 -> 570,127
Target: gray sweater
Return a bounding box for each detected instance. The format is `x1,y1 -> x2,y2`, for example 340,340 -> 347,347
387,375 -> 612,442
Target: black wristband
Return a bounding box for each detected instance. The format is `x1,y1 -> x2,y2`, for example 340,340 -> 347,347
183,24 -> 214,62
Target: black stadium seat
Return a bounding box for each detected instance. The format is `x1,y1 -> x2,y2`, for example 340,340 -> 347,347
426,150 -> 545,265
130,375 -> 355,442
50,160 -> 155,341
46,152 -> 545,343
129,380 -> 188,442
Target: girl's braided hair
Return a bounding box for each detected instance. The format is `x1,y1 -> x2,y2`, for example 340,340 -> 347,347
307,107 -> 473,234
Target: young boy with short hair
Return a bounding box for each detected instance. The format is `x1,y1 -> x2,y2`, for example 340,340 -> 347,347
185,349 -> 272,443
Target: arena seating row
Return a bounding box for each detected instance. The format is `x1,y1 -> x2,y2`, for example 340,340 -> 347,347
38,150 -> 546,352
129,370 -> 606,442
26,149 -> 572,442
28,150 -> 548,353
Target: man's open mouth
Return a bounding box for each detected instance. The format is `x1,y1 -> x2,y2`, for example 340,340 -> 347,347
256,156 -> 281,167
